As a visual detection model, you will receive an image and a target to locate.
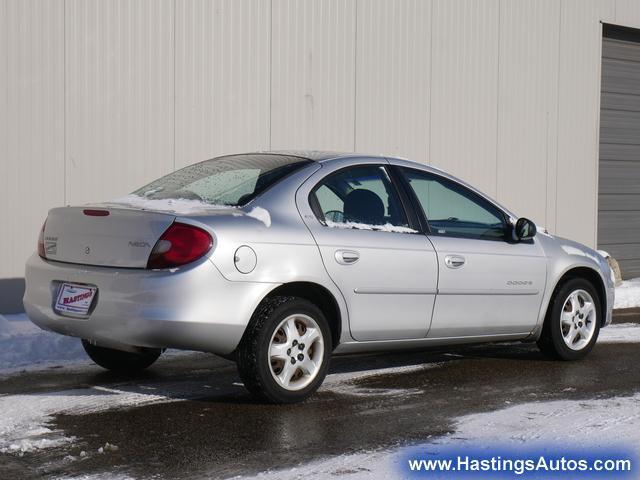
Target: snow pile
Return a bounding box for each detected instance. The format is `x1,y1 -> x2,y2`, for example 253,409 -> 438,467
246,206 -> 272,227
0,314 -> 86,372
325,220 -> 418,234
107,194 -> 232,215
614,277 -> 640,309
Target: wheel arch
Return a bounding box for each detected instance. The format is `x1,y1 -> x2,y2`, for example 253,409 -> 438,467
261,282 -> 343,349
548,267 -> 608,327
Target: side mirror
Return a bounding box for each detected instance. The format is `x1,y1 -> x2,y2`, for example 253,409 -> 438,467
513,218 -> 537,241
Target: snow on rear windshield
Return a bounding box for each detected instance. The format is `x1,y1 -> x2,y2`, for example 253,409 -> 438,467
133,154 -> 312,206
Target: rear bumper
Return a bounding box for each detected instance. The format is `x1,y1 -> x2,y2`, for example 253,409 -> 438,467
23,254 -> 276,355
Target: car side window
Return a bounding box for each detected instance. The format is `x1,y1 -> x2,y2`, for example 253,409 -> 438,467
310,165 -> 412,232
402,168 -> 507,240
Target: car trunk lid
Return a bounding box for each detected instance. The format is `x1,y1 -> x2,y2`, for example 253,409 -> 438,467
43,206 -> 176,268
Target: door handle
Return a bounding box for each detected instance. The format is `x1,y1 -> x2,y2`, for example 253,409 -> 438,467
335,250 -> 360,265
444,255 -> 465,269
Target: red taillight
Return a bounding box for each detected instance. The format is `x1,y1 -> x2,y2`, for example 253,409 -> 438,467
37,221 -> 46,258
147,222 -> 213,269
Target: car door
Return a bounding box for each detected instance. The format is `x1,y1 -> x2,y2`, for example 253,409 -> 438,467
397,166 -> 547,338
296,160 -> 438,341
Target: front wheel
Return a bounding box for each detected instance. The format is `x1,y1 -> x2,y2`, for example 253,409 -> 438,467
537,278 -> 601,360
236,296 -> 332,403
82,339 -> 162,372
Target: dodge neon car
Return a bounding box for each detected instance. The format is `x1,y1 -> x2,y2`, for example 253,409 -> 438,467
24,152 -> 614,403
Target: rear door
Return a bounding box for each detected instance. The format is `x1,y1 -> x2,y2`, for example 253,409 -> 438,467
397,166 -> 547,338
296,160 -> 438,341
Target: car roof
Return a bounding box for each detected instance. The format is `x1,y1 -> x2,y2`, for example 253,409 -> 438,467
256,149 -> 423,165
256,150 -> 456,176
260,150 -> 367,162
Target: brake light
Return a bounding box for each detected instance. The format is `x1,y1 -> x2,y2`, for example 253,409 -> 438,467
83,209 -> 110,217
37,221 -> 46,258
147,222 -> 213,269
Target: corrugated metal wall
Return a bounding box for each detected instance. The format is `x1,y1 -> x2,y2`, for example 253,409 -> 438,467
1,0 -> 639,300
599,25 -> 640,278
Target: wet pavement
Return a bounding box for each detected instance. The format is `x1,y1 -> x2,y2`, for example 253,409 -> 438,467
1,337 -> 640,479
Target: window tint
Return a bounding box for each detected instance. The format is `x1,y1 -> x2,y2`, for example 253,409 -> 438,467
311,165 -> 411,232
133,154 -> 312,206
402,168 -> 507,240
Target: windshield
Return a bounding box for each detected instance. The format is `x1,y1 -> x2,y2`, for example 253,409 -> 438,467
133,154 -> 313,206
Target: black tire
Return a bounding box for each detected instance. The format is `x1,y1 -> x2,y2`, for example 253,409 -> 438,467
537,278 -> 601,360
82,339 -> 162,372
236,296 -> 332,404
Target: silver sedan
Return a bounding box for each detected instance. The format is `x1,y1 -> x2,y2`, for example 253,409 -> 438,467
24,152 -> 614,403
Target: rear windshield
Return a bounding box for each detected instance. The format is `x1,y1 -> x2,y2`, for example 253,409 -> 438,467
133,154 -> 313,206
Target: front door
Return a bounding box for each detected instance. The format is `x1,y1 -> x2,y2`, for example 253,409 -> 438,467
398,166 -> 547,338
297,161 -> 439,341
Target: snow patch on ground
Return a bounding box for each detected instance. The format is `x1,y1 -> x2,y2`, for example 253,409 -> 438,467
107,194 -> 232,214
614,277 -> 640,309
323,363 -> 435,398
0,386 -> 171,455
325,220 -> 418,234
63,475 -> 134,480
245,206 -> 271,227
0,314 -> 87,372
598,322 -> 640,343
0,361 -> 437,463
448,394 -> 640,446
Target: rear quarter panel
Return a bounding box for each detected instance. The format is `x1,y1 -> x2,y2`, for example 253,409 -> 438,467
182,163 -> 354,345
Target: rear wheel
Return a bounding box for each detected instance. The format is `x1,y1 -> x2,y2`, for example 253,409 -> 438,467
82,339 -> 161,372
236,296 -> 331,403
537,278 -> 601,360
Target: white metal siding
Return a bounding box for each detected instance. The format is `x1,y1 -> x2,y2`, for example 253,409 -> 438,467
65,0 -> 175,205
175,0 -> 270,168
431,0 -> 500,197
354,0 -> 431,161
495,0 -> 560,229
271,0 -> 356,151
616,0 -> 640,28
1,1 -> 65,280
2,0 -> 640,292
555,0 -> 614,244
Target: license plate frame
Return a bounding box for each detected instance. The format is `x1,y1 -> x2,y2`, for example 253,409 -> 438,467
54,282 -> 98,318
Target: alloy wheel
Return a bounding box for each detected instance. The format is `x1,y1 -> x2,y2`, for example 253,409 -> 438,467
268,314 -> 325,391
560,289 -> 597,351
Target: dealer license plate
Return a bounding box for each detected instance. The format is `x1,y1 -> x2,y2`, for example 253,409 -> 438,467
54,283 -> 97,317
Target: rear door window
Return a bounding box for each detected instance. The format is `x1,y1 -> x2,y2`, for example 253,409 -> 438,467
310,165 -> 413,232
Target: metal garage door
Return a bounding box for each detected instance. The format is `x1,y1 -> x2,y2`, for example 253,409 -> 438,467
598,25 -> 640,279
